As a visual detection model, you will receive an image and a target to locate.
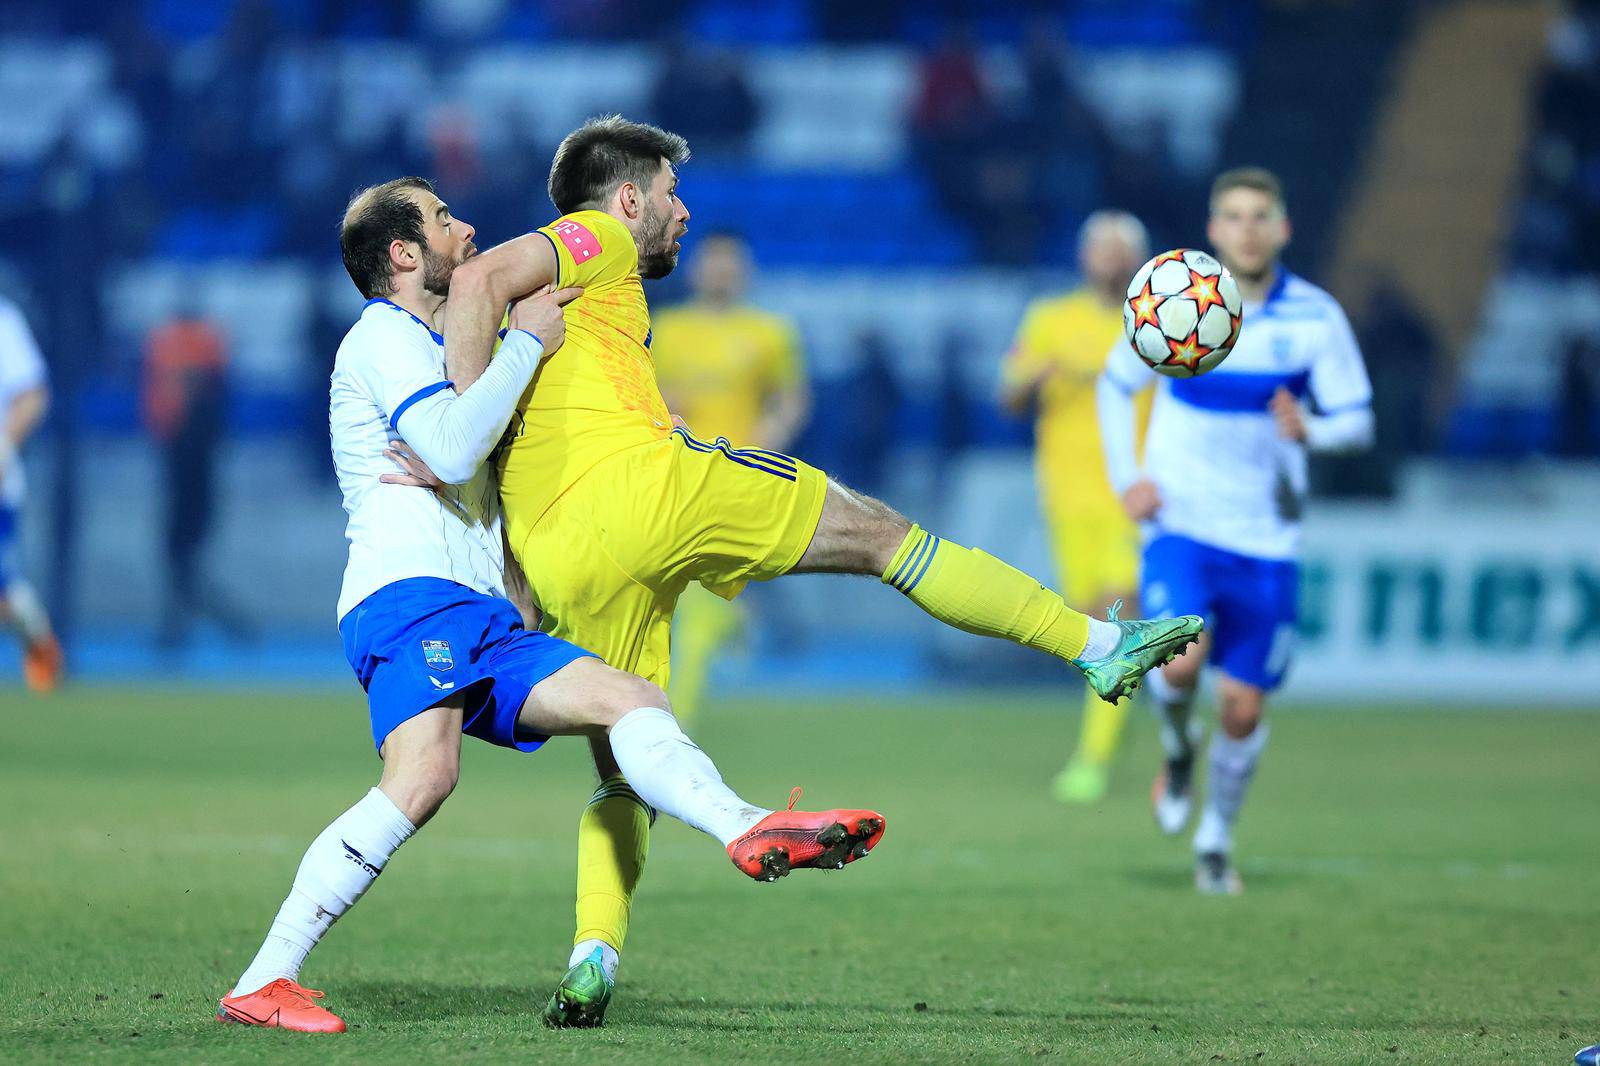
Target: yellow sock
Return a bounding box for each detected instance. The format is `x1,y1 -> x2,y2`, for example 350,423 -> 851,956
1076,683 -> 1130,766
882,524 -> 1090,660
668,584 -> 743,728
573,775 -> 653,951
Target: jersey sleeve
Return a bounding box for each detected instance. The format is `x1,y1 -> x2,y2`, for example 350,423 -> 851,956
1308,303 -> 1373,414
0,301 -> 46,396
536,211 -> 637,291
1101,333 -> 1155,394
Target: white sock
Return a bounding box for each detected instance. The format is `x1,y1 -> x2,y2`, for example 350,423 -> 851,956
5,581 -> 52,643
1147,670 -> 1199,760
569,938 -> 620,983
1080,617 -> 1121,661
606,707 -> 770,846
234,787 -> 416,995
1193,723 -> 1270,855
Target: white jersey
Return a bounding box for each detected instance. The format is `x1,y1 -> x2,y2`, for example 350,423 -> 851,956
330,299 -> 509,621
1103,270 -> 1372,561
0,297 -> 46,509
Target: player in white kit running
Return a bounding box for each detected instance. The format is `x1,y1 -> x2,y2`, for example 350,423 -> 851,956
1098,168 -> 1374,893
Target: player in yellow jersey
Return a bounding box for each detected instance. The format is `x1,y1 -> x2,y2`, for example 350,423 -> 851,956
651,232 -> 811,724
1001,211 -> 1153,805
417,115 -> 1201,1028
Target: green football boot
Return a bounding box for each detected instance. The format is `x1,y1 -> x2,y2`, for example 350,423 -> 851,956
542,948 -> 614,1029
1071,601 -> 1203,704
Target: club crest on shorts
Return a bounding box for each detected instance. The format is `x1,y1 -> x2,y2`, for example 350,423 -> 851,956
421,640 -> 454,672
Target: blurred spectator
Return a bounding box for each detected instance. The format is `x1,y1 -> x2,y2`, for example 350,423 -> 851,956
142,307 -> 254,649
649,39 -> 760,158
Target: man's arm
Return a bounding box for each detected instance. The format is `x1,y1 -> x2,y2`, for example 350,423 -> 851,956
1098,342 -> 1160,520
443,232 -> 561,390
0,384 -> 48,477
757,380 -> 811,452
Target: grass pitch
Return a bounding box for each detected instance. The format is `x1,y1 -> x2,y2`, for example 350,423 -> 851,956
1,685 -> 1596,1064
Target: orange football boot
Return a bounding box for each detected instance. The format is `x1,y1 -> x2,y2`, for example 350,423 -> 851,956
727,789 -> 886,882
217,980 -> 347,1033
22,634 -> 63,693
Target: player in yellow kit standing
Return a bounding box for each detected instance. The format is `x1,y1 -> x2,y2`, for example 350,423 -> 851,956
1002,211 -> 1152,805
421,115 -> 1201,1028
651,232 -> 811,724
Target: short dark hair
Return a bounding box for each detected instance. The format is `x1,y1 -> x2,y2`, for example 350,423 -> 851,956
547,115 -> 690,215
339,176 -> 435,299
1210,167 -> 1286,213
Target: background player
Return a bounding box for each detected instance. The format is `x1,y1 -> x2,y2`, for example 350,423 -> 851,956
1001,210 -> 1151,804
1097,168 -> 1374,894
424,115 -> 1203,1026
652,231 -> 811,723
218,179 -> 882,1034
0,291 -> 61,692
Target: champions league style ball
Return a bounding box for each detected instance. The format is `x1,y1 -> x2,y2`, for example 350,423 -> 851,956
1122,248 -> 1243,377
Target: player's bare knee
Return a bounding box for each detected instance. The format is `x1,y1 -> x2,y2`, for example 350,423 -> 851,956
1163,652 -> 1202,690
594,670 -> 671,730
1218,689 -> 1264,739
381,757 -> 458,826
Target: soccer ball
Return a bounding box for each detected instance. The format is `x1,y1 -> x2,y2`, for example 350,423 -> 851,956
1122,248 -> 1243,377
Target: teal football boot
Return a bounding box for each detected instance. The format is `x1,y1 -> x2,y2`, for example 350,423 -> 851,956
1071,601 -> 1203,704
542,947 -> 614,1029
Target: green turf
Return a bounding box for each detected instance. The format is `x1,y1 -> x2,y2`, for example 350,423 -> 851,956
1,685 -> 1596,1064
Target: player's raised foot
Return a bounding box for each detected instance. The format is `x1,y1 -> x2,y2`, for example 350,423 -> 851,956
1051,757 -> 1108,804
1575,1043 -> 1600,1066
23,633 -> 63,692
216,980 -> 346,1033
542,948 -> 614,1029
1194,851 -> 1243,896
1070,601 -> 1202,704
727,790 -> 885,882
1151,751 -> 1195,835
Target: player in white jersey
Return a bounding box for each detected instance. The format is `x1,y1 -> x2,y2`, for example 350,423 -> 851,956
219,178 -> 880,1035
0,294 -> 61,692
1098,168 -> 1373,894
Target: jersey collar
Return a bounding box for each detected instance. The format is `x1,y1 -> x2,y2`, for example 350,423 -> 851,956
365,297 -> 444,346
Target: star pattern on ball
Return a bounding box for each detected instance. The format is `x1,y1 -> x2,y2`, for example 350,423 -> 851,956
1129,283 -> 1163,330
1164,333 -> 1208,373
1181,273 -> 1225,316
1151,249 -> 1188,267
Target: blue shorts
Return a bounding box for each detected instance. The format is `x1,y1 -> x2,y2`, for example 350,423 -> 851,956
1141,534 -> 1298,691
339,577 -> 597,753
0,506 -> 14,588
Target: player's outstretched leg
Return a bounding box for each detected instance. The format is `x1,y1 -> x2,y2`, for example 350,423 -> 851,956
218,702 -> 462,1032
792,481 -> 1201,703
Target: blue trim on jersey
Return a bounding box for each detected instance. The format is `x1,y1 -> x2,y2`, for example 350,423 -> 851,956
1169,369 -> 1309,413
1316,397 -> 1372,416
366,298 -> 444,345
1260,268 -> 1291,310
534,229 -> 561,288
390,380 -> 454,430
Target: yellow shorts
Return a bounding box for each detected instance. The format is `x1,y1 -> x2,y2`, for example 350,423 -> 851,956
1045,500 -> 1141,608
511,429 -> 827,687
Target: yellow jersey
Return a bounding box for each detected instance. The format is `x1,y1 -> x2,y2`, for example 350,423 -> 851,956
497,210 -> 672,536
650,303 -> 804,445
1002,288 -> 1149,510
